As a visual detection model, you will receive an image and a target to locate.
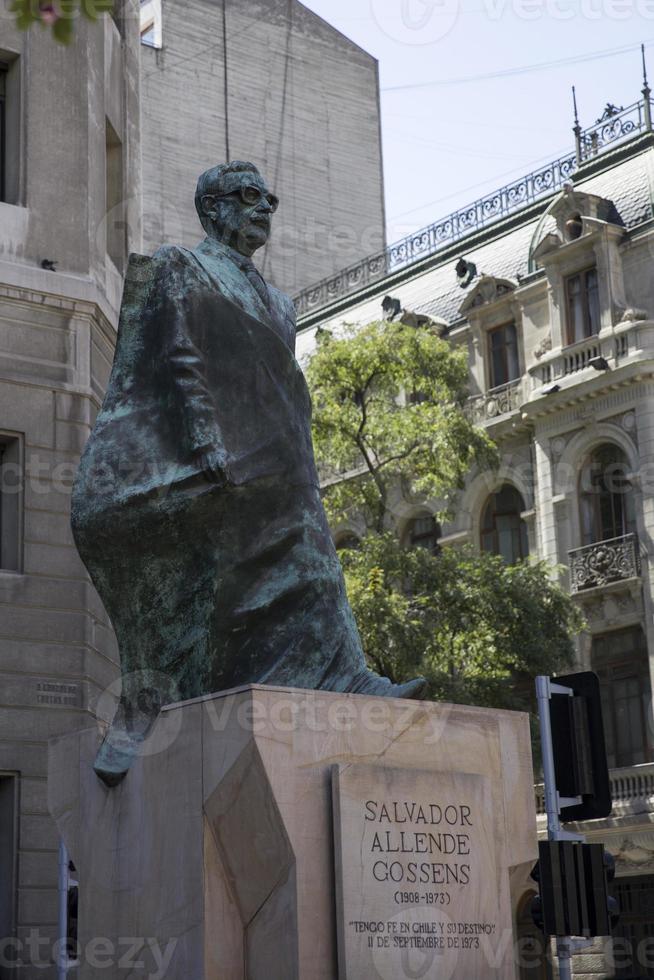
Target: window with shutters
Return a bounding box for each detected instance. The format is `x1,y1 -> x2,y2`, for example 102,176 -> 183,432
578,444 -> 636,547
565,267 -> 601,345
488,322 -> 520,389
480,485 -> 529,564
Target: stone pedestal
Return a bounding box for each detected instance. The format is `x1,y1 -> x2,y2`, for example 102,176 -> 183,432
48,685 -> 537,979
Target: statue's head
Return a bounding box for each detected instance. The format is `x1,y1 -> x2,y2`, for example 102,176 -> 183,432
195,161 -> 278,257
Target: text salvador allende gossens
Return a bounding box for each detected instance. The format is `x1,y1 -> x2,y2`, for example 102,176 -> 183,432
364,799 -> 473,887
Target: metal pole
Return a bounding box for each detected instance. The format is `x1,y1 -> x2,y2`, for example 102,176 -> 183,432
557,937 -> 573,980
536,676 -> 561,839
536,677 -> 575,980
572,87 -> 583,164
57,840 -> 69,980
642,44 -> 652,131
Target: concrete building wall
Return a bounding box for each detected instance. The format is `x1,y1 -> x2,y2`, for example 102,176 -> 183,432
0,7 -> 141,973
139,0 -> 386,296
0,2 -> 387,969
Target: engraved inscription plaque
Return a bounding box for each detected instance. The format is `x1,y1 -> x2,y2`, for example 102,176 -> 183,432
332,764 -> 511,980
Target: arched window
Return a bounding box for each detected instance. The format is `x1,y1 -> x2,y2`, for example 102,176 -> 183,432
406,513 -> 440,553
579,444 -> 636,546
480,485 -> 529,563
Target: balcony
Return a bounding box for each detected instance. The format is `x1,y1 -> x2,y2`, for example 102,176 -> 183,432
534,335 -> 605,387
536,762 -> 654,816
467,378 -> 524,424
569,533 -> 641,594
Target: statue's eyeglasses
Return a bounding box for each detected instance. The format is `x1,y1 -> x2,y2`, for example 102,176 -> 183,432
219,184 -> 279,212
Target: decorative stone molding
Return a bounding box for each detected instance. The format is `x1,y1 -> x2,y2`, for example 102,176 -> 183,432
612,834 -> 654,873
619,306 -> 648,323
467,378 -> 524,423
531,188 -> 625,263
579,584 -> 644,627
533,336 -> 552,360
459,275 -> 517,316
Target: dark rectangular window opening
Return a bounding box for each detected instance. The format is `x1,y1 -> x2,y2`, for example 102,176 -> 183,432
0,53 -> 20,206
592,626 -> 652,769
0,774 -> 18,979
565,267 -> 601,346
0,62 -> 7,203
110,0 -> 125,36
488,322 -> 520,389
0,434 -> 22,572
105,119 -> 125,272
610,875 -> 654,978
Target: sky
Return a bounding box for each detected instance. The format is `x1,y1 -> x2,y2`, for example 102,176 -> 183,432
300,0 -> 654,245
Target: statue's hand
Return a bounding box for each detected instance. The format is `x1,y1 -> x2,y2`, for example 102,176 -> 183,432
198,448 -> 234,488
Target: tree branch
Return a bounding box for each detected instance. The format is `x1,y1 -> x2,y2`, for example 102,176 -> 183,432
376,442 -> 421,471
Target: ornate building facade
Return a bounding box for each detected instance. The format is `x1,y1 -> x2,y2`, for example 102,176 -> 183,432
296,92 -> 654,979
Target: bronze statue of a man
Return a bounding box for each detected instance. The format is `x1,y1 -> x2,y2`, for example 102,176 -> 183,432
72,162 -> 424,785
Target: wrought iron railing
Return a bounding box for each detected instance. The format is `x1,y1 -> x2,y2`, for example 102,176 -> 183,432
467,378 -> 524,424
294,97 -> 653,318
577,100 -> 650,162
536,762 -> 654,815
569,533 -> 641,593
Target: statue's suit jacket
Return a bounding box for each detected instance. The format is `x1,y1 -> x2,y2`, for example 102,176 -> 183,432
71,238 -> 370,700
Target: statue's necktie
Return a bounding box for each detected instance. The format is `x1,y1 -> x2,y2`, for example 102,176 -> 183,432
240,258 -> 272,314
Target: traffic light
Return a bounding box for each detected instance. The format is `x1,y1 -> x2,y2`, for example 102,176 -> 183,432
549,671 -> 611,821
531,842 -> 619,938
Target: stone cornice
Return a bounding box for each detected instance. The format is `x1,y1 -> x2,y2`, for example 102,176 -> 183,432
522,361 -> 654,427
0,262 -> 119,337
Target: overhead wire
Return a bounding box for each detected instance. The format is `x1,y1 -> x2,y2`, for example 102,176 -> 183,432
386,143 -> 574,223
381,39 -> 654,92
222,0 -> 230,160
262,0 -> 295,279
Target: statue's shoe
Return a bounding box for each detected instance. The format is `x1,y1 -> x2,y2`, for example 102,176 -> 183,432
93,726 -> 144,787
348,670 -> 427,700
93,696 -> 158,787
390,676 -> 428,699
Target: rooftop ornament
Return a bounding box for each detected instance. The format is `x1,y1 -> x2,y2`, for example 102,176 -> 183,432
455,257 -> 477,289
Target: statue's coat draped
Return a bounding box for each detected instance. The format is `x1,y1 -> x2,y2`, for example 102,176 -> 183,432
72,245 -> 375,699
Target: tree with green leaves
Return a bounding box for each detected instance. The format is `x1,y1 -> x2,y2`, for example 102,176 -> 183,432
340,534 -> 580,711
307,320 -> 497,532
305,318 -> 582,710
11,0 -> 114,44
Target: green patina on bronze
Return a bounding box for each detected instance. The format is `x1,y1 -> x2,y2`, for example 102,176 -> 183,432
71,162 -> 425,786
